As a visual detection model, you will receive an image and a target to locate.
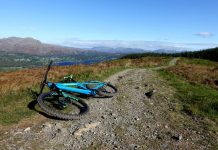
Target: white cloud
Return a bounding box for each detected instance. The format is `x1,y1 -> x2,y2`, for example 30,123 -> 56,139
50,38 -> 218,51
59,39 -> 189,51
195,32 -> 214,38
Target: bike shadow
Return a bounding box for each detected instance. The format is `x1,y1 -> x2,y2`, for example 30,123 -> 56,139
27,89 -> 88,120
27,89 -> 62,120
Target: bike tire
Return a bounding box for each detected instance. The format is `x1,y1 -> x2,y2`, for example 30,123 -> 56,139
96,83 -> 117,98
37,91 -> 89,120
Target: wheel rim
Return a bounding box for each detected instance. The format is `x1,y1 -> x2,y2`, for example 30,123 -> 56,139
42,93 -> 86,116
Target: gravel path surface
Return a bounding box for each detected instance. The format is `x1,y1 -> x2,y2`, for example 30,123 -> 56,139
1,59 -> 217,150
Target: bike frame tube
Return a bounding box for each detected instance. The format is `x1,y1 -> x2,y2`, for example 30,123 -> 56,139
47,82 -> 106,95
57,83 -> 91,95
58,82 -> 105,90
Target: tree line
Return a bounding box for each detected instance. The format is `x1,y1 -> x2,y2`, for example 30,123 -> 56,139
121,47 -> 218,62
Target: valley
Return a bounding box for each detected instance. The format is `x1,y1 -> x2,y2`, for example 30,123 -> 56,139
0,50 -> 120,72
0,37 -> 123,71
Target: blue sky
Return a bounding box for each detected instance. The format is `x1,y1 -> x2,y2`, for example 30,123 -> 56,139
0,0 -> 217,50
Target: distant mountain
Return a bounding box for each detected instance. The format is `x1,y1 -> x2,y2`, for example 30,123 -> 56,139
90,46 -> 146,54
0,37 -> 123,70
0,37 -> 114,56
0,37 -> 75,56
153,49 -> 183,54
90,46 -> 184,54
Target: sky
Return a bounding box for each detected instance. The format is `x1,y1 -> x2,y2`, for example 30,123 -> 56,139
0,0 -> 217,50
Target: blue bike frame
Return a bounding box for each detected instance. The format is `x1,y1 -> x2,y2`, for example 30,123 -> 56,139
47,81 -> 106,96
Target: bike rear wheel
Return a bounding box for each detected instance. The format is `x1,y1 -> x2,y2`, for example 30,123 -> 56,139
37,91 -> 89,120
96,83 -> 117,98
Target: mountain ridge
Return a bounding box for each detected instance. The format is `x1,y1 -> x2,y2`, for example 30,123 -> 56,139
0,37 -> 187,55
90,46 -> 146,54
0,37 -> 110,56
0,37 -> 123,70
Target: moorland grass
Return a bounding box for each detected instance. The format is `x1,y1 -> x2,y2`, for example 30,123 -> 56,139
166,58 -> 218,89
178,57 -> 218,66
158,70 -> 218,125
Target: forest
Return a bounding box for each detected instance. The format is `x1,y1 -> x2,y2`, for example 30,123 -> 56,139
121,47 -> 218,62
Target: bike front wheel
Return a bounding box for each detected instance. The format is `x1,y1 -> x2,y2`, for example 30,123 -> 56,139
37,91 -> 89,120
96,83 -> 117,98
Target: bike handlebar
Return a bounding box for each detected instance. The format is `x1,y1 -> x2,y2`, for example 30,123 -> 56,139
44,60 -> 53,81
39,60 -> 53,94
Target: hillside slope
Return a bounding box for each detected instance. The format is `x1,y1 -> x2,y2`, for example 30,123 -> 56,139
0,37 -> 123,70
0,37 -> 109,56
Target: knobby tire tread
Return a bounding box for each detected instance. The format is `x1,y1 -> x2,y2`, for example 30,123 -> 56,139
37,92 -> 89,120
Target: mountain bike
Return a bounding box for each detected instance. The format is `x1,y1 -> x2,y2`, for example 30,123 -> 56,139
37,61 -> 117,120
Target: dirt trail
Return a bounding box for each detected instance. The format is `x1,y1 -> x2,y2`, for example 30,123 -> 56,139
1,58 -> 217,149
151,57 -> 180,70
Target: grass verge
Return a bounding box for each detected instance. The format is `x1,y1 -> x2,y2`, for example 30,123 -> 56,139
178,57 -> 217,66
158,70 -> 218,127
166,58 -> 218,90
